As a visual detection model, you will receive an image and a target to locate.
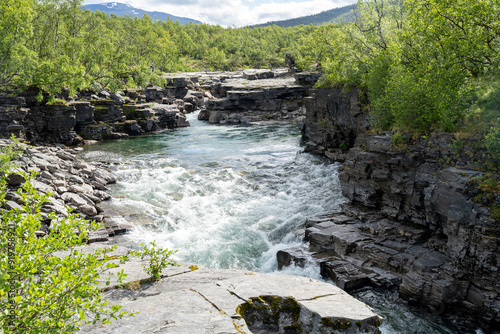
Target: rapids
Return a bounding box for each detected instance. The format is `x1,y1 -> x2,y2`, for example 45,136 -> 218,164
81,112 -> 483,334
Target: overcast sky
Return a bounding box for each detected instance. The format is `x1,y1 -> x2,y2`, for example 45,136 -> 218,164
83,0 -> 357,27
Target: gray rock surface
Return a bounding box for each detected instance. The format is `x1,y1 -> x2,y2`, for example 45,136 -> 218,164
79,245 -> 382,334
193,69 -> 308,124
296,87 -> 500,330
0,140 -> 130,242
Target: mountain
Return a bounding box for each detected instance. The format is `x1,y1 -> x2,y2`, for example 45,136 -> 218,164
82,2 -> 202,25
250,4 -> 357,28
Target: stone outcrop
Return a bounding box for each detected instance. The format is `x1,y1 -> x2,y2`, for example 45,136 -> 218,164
0,139 -> 131,243
79,246 -> 382,334
281,87 -> 500,330
0,83 -> 194,145
196,69 -> 307,124
1,69 -> 314,143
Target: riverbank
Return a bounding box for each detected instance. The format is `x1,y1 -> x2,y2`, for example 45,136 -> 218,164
0,69 -> 312,147
288,87 -> 500,331
1,137 -> 383,333
1,69 -> 498,332
78,243 -> 382,334
0,138 -> 133,241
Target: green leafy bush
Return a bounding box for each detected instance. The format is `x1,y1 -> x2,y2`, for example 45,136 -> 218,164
0,136 -> 24,175
132,241 -> 178,281
0,173 -> 133,333
485,127 -> 500,162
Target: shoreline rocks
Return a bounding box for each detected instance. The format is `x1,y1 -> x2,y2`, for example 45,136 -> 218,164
0,139 -> 131,242
287,87 -> 500,331
78,246 -> 383,334
0,69 -> 318,145
198,71 -> 308,124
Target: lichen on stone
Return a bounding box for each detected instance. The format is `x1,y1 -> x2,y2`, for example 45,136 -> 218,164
236,295 -> 302,332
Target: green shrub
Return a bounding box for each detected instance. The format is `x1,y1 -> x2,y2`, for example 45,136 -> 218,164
0,173 -> 133,333
0,136 -> 24,175
485,127 -> 500,162
391,132 -> 406,147
132,241 -> 178,281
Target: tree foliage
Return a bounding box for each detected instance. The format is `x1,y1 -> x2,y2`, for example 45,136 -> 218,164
1,0 -> 499,134
298,0 -> 500,132
0,0 -> 312,95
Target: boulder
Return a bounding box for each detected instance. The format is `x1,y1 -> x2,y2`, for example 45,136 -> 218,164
79,204 -> 97,216
6,170 -> 26,186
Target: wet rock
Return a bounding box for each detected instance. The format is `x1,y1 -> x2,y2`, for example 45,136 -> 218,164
92,168 -> 117,184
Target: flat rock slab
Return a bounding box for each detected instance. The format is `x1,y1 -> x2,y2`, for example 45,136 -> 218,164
221,77 -> 301,90
80,260 -> 381,333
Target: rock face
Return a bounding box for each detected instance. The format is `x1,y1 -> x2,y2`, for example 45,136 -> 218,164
79,249 -> 382,334
197,69 -> 307,124
0,84 -> 193,145
0,139 -> 130,242
284,88 -> 500,330
0,69 -> 311,143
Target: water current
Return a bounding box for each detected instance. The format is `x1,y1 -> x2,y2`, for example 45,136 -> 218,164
81,112 -> 483,334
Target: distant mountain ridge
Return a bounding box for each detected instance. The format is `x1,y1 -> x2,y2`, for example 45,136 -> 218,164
251,4 -> 357,28
82,2 -> 202,25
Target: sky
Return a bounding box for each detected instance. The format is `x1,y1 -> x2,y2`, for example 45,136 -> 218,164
82,0 -> 358,27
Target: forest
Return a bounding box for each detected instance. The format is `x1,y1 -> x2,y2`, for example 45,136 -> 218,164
0,0 -> 499,142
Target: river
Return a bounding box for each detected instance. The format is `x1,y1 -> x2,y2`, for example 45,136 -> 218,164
81,112 -> 483,334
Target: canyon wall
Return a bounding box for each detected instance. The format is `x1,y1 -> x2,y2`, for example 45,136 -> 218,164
290,88 -> 500,329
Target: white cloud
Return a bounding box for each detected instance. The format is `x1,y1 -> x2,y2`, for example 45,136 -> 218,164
83,0 -> 357,27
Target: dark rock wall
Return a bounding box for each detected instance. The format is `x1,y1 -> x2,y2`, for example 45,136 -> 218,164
299,88 -> 500,328
302,87 -> 369,158
0,82 -> 195,145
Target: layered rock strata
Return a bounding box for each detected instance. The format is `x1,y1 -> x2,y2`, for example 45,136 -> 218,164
0,69 -> 317,144
199,75 -> 307,124
0,80 -> 194,145
281,88 -> 500,330
0,139 -> 130,243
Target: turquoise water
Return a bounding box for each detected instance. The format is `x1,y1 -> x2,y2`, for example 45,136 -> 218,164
81,114 -> 344,274
81,113 -> 483,334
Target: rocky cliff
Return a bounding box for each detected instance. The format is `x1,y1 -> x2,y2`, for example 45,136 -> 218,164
197,69 -> 308,124
79,250 -> 382,334
283,87 -> 500,330
0,77 -> 199,145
